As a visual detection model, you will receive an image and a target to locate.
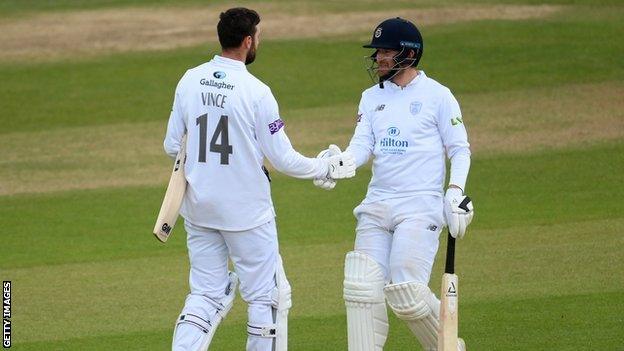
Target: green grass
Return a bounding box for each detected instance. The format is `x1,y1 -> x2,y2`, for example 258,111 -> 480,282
3,142 -> 621,268
2,6 -> 623,134
14,292 -> 624,350
3,143 -> 623,349
471,142 -> 623,228
0,41 -> 367,133
1,1 -> 623,350
0,0 -> 452,17
1,0 -> 621,17
424,9 -> 624,94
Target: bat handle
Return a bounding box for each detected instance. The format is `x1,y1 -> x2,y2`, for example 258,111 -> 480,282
445,231 -> 456,274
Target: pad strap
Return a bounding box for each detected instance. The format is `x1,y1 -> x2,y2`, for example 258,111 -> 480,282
172,272 -> 238,351
247,323 -> 277,338
178,313 -> 211,334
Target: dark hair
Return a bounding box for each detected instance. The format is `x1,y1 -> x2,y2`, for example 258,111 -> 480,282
217,8 -> 261,49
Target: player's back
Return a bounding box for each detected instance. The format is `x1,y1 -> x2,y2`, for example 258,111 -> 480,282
175,56 -> 275,231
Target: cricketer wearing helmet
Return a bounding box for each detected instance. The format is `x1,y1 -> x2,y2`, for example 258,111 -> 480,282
314,18 -> 474,350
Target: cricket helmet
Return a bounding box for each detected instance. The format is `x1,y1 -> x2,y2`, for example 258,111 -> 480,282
364,17 -> 423,67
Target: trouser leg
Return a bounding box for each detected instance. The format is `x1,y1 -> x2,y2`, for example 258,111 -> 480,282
224,220 -> 291,351
172,221 -> 237,351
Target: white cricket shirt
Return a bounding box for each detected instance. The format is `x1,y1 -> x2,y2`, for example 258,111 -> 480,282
346,71 -> 471,204
164,55 -> 328,231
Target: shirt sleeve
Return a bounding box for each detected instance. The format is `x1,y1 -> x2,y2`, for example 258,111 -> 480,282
346,96 -> 374,167
255,90 -> 328,179
163,72 -> 188,159
437,89 -> 471,190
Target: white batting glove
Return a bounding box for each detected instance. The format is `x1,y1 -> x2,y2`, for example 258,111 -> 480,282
444,187 -> 474,239
312,145 -> 340,190
313,177 -> 336,190
327,149 -> 356,179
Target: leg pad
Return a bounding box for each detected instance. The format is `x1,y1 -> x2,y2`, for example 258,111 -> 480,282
343,251 -> 389,351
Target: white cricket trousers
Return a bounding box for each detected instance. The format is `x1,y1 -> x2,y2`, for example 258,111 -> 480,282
181,219 -> 282,351
353,195 -> 445,285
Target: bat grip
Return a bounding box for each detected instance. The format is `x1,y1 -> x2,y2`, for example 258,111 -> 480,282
445,231 -> 456,274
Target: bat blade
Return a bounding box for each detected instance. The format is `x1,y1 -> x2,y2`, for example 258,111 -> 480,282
438,272 -> 458,351
153,135 -> 187,243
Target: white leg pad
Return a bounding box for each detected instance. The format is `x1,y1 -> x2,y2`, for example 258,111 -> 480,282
383,281 -> 440,351
343,251 -> 389,351
172,272 -> 238,351
247,255 -> 291,351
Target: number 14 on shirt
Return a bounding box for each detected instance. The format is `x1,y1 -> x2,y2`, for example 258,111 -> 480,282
196,114 -> 233,165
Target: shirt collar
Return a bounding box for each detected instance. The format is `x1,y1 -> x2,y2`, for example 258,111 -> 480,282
385,70 -> 426,90
212,55 -> 247,71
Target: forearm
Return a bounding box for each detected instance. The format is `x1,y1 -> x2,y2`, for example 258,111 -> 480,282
448,150 -> 470,191
269,149 -> 328,179
164,133 -> 182,159
164,101 -> 186,158
346,143 -> 372,168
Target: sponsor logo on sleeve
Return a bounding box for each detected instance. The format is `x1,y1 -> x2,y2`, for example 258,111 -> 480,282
268,119 -> 285,135
356,113 -> 362,123
375,104 -> 385,111
451,116 -> 464,126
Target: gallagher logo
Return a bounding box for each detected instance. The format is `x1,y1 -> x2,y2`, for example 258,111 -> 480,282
213,71 -> 226,79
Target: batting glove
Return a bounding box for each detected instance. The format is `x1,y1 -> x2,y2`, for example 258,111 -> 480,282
313,145 -> 340,190
444,187 -> 474,239
327,149 -> 356,179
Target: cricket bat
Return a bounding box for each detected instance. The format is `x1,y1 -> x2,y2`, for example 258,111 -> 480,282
153,135 -> 187,243
438,231 -> 459,351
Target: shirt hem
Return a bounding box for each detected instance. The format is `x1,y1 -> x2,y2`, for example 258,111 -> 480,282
181,212 -> 276,232
361,190 -> 442,204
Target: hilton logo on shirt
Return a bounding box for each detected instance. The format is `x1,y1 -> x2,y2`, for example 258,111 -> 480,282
380,138 -> 408,148
380,127 -> 408,155
387,127 -> 400,137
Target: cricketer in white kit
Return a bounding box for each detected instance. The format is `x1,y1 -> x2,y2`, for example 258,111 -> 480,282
314,18 -> 474,350
163,8 -> 355,351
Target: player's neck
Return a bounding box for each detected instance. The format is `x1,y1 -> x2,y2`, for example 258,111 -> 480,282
391,68 -> 419,88
221,49 -> 246,64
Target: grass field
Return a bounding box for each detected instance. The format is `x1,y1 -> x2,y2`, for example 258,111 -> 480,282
1,0 -> 623,350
